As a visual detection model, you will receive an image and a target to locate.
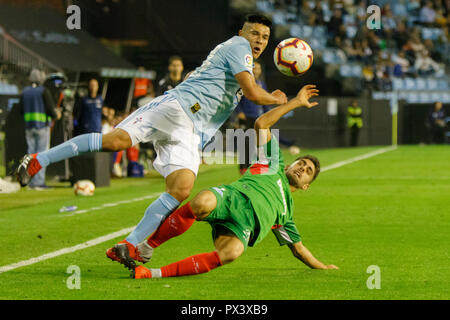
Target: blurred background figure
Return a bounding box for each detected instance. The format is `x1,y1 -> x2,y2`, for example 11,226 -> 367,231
428,101 -> 447,144
101,106 -> 115,135
347,100 -> 363,147
20,69 -> 60,190
73,78 -> 103,136
156,55 -> 184,96
134,66 -> 155,108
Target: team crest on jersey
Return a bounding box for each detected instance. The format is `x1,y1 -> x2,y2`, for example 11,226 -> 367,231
132,116 -> 143,125
244,54 -> 253,69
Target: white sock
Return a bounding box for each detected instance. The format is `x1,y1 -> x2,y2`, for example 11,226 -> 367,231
150,268 -> 162,278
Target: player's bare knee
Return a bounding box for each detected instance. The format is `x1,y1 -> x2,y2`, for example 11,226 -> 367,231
218,246 -> 243,265
168,188 -> 191,203
102,129 -> 131,151
191,190 -> 216,220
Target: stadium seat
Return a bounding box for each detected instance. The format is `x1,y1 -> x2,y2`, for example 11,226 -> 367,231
404,78 -> 416,90
255,0 -> 273,13
415,78 -> 426,90
426,78 -> 438,90
392,78 -> 404,90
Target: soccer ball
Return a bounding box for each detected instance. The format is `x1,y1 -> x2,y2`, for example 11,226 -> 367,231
273,38 -> 313,77
74,180 -> 95,196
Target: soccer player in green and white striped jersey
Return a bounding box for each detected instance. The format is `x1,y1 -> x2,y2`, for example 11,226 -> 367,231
131,84 -> 338,279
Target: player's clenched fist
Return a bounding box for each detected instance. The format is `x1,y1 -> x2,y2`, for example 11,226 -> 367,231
271,89 -> 288,105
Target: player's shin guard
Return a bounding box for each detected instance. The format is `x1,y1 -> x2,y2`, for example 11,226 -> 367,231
146,202 -> 196,248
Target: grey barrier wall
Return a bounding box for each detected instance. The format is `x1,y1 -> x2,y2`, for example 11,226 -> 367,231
272,97 -> 392,149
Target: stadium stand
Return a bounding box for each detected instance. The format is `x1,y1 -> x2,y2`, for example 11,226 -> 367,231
248,0 -> 449,101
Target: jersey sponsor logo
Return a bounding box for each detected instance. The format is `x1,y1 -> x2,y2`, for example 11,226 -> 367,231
245,54 -> 253,69
190,102 -> 201,114
277,179 -> 287,216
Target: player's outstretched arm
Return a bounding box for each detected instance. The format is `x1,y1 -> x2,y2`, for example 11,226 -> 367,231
288,242 -> 338,270
235,71 -> 287,105
254,84 -> 319,145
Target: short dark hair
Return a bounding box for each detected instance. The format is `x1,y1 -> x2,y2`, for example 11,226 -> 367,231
295,155 -> 321,182
168,55 -> 183,65
244,14 -> 272,29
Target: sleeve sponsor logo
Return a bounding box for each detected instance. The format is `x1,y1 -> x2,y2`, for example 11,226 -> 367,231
245,54 -> 253,69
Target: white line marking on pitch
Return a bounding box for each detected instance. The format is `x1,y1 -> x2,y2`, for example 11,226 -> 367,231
321,146 -> 397,172
61,192 -> 162,217
0,227 -> 135,274
0,146 -> 397,274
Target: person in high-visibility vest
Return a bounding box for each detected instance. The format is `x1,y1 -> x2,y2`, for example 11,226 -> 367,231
347,100 -> 362,147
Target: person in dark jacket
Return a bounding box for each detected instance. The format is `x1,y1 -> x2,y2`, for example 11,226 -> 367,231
156,56 -> 184,96
428,101 -> 447,144
20,69 -> 60,190
73,79 -> 103,136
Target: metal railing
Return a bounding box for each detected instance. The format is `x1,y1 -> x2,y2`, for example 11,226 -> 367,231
0,25 -> 62,76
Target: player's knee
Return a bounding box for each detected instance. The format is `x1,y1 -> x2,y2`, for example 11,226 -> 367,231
168,188 -> 191,203
191,190 -> 217,219
218,246 -> 243,265
102,129 -> 131,151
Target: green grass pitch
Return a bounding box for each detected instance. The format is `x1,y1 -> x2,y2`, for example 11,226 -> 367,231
0,145 -> 449,300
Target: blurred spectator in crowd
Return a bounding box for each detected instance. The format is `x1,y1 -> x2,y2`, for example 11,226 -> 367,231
134,66 -> 153,99
20,69 -> 60,190
407,0 -> 422,16
423,38 -> 443,63
360,39 -> 373,63
434,7 -> 448,27
327,8 -> 343,38
101,106 -> 115,135
134,66 -> 155,108
414,49 -> 442,76
381,4 -> 397,40
347,100 -> 363,147
73,78 -> 103,136
402,33 -> 426,63
299,0 -> 314,23
420,1 -> 437,26
392,0 -> 408,18
428,101 -> 447,144
392,50 -> 412,77
312,0 -> 325,25
392,20 -> 409,49
156,55 -> 184,96
355,0 -> 368,24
